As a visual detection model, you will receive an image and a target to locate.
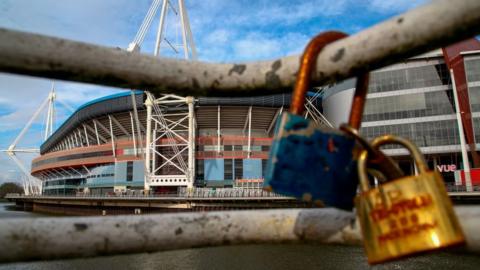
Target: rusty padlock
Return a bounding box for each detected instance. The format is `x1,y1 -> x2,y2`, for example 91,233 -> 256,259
355,135 -> 465,264
263,31 -> 369,210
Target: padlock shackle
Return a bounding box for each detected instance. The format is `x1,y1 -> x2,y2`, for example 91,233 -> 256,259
358,150 -> 371,192
358,135 -> 428,192
349,74 -> 369,129
290,32 -> 347,116
290,31 -> 369,130
371,135 -> 429,174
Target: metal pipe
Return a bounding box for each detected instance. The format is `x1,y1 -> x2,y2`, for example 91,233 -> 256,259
83,125 -> 90,147
450,69 -> 473,192
108,115 -> 116,158
154,0 -> 169,57
145,96 -> 153,192
129,111 -> 137,156
0,0 -> 479,96
1,207 -> 480,263
247,106 -> 252,158
187,96 -> 195,187
290,32 -> 347,115
93,121 -> 100,145
177,0 -> 189,59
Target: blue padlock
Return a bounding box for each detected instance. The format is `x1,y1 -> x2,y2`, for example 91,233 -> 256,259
264,31 -> 370,210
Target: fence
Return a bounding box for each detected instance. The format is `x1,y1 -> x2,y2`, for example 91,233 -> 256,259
1,0 -> 480,263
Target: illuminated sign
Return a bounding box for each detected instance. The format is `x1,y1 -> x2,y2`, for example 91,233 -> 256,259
436,164 -> 456,172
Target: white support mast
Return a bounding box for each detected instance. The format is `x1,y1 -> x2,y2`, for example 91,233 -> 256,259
0,83 -> 75,195
127,0 -> 197,192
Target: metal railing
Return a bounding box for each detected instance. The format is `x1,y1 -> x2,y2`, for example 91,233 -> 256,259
446,184 -> 480,193
6,187 -> 290,199
0,0 -> 479,97
1,0 -> 480,263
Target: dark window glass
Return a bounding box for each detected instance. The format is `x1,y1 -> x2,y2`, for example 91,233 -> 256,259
262,159 -> 268,177
234,159 -> 243,179
224,159 -> 233,180
224,145 -> 233,151
196,159 -> 204,180
126,161 -> 133,181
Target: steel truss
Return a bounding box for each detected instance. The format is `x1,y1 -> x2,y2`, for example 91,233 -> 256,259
0,83 -> 73,195
304,87 -> 334,128
145,93 -> 195,189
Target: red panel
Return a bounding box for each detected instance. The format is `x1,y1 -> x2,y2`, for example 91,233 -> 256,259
442,38 -> 480,167
459,168 -> 480,185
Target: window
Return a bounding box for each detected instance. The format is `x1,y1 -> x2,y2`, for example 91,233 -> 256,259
126,161 -> 133,181
262,159 -> 268,177
224,159 -> 233,180
196,159 -> 204,180
234,159 -> 243,179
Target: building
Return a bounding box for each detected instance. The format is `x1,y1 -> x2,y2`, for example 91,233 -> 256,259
31,91 -> 323,195
31,38 -> 480,195
323,38 -> 480,187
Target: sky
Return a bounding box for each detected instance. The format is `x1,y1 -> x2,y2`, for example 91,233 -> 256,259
0,0 -> 428,183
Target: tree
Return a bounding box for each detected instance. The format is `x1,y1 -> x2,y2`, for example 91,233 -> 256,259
0,182 -> 24,198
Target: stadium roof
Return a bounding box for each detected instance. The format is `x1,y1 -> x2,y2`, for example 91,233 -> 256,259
40,91 -> 322,154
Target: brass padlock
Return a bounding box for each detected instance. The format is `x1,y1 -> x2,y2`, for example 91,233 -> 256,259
355,135 -> 465,264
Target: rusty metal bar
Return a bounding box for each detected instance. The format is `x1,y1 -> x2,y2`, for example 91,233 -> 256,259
0,0 -> 480,96
290,31 -> 348,115
0,207 -> 479,262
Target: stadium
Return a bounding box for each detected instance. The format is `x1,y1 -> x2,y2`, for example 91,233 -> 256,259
31,91 -> 324,195
29,38 -> 480,195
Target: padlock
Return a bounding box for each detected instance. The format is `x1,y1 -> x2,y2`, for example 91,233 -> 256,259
263,31 -> 369,210
355,135 -> 465,264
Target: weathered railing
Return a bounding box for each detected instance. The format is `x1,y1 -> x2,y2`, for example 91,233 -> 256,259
6,188 -> 291,200
0,0 -> 479,97
1,207 -> 480,263
446,184 -> 480,193
1,0 -> 480,263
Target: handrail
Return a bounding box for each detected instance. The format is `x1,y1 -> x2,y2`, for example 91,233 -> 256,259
0,207 -> 479,262
1,0 -> 480,264
0,0 -> 479,97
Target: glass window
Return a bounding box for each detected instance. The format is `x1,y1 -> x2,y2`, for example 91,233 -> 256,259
363,90 -> 455,122
360,119 -> 460,149
368,64 -> 449,93
224,159 -> 233,180
465,59 -> 480,82
126,161 -> 133,181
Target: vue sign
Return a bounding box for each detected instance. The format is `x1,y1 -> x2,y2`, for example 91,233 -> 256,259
436,164 -> 457,172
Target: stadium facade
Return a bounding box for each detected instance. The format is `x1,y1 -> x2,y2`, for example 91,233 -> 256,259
31,39 -> 480,195
32,91 -> 324,195
324,38 -> 480,187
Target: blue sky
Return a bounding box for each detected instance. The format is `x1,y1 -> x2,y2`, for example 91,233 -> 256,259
0,0 -> 427,183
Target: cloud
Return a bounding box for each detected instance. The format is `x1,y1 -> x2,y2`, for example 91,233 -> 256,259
0,0 -> 424,182
232,32 -> 309,61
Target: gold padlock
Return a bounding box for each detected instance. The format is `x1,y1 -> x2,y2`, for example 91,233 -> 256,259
355,135 -> 465,264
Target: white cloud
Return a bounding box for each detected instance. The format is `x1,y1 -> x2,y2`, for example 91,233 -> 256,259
205,29 -> 231,45
369,0 -> 428,13
0,0 -> 421,181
